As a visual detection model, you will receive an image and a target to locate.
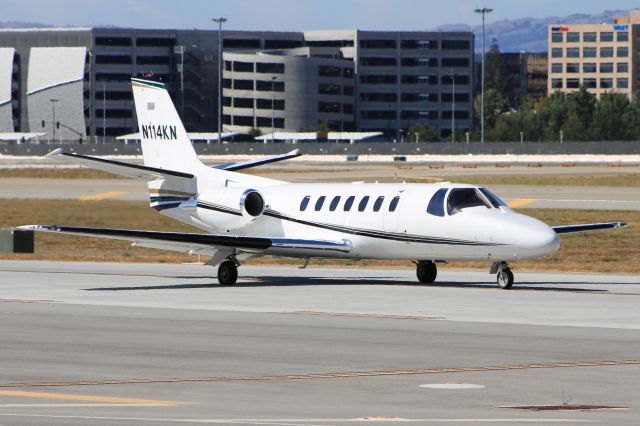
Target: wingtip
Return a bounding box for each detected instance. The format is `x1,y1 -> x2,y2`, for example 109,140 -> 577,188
16,225 -> 56,231
45,148 -> 63,158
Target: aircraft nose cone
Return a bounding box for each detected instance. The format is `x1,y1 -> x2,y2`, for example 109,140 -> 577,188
519,218 -> 560,257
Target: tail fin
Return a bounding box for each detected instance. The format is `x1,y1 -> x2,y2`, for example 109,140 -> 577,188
131,78 -> 202,173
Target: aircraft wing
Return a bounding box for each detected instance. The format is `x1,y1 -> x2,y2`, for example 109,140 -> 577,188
17,225 -> 352,258
213,149 -> 301,171
45,149 -> 194,181
552,221 -> 628,234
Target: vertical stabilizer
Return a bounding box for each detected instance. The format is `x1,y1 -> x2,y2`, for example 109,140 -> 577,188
131,78 -> 202,173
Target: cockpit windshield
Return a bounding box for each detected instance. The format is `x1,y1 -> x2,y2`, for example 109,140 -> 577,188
446,188 -> 492,215
479,188 -> 507,208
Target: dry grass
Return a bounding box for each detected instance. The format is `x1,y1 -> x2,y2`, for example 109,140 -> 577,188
0,168 -> 121,179
0,199 -> 637,274
406,174 -> 640,187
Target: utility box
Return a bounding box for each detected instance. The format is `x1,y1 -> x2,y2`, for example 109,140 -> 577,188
0,229 -> 35,253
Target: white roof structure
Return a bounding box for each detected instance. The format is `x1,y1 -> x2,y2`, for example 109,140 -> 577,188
27,47 -> 87,95
255,131 -> 384,142
116,132 -> 240,142
0,48 -> 14,106
0,132 -> 47,142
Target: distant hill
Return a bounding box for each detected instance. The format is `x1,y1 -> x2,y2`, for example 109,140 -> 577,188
434,9 -> 633,53
0,21 -> 51,29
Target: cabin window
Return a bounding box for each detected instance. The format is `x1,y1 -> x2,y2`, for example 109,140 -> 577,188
373,196 -> 384,212
446,188 -> 491,215
479,188 -> 507,208
315,196 -> 326,211
300,196 -> 310,211
358,196 -> 370,212
389,195 -> 400,212
427,188 -> 447,217
329,196 -> 341,211
344,196 -> 355,211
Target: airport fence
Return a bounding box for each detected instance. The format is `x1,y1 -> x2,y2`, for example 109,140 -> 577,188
1,141 -> 640,157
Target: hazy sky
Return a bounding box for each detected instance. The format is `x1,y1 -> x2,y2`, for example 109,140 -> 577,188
2,0 -> 639,30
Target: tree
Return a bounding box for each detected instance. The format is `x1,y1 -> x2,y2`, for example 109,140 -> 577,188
247,127 -> 262,139
475,89 -> 508,131
484,38 -> 508,98
590,94 -> 629,141
408,123 -> 439,142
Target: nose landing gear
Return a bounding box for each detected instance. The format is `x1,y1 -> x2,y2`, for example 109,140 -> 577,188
491,261 -> 514,289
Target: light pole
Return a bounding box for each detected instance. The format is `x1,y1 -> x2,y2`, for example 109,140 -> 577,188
212,17 -> 227,143
174,45 -> 185,119
474,7 -> 492,144
271,76 -> 277,143
451,71 -> 455,143
102,79 -> 106,143
50,99 -> 59,142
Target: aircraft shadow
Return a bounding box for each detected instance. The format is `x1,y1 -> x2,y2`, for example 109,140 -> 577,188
83,275 -> 619,293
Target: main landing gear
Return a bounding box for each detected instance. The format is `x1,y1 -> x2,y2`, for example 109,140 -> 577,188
217,257 -> 238,286
491,261 -> 514,290
416,260 -> 437,284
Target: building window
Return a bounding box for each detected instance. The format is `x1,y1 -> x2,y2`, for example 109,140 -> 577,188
567,32 -> 580,42
319,84 -> 342,95
256,117 -> 271,127
95,36 -> 132,46
318,65 -> 341,77
617,47 -> 629,57
441,58 -> 469,67
582,47 -> 596,58
96,55 -> 132,64
329,196 -> 341,211
360,57 -> 397,66
273,118 -> 284,128
617,62 -> 629,73
344,196 -> 355,211
373,196 -> 385,212
617,78 -> 629,89
566,63 -> 579,73
551,32 -> 563,43
583,32 -> 597,42
566,78 -> 580,88
617,31 -> 629,42
600,78 -> 613,89
256,80 -> 284,92
264,40 -> 303,49
360,93 -> 397,102
343,68 -> 354,78
551,63 -> 563,73
599,63 -> 613,73
223,114 -> 231,124
224,60 -> 233,71
551,78 -> 563,89
233,79 -> 254,90
551,48 -> 563,58
256,99 -> 284,110
343,86 -> 354,96
233,98 -> 254,108
566,48 -> 579,58
389,196 -> 400,212
136,37 -> 174,47
361,74 -> 396,84
232,115 -> 253,126
315,196 -> 326,211
441,75 -> 470,85
583,63 -> 596,73
360,39 -> 396,49
343,103 -> 353,114
600,32 -> 613,42
358,196 -> 370,212
318,102 -> 341,113
300,196 -> 310,211
442,40 -> 471,50
256,62 -> 285,74
583,78 -> 597,88
233,61 -> 254,72
600,47 -> 613,58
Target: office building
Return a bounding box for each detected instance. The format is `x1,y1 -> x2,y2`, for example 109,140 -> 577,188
548,10 -> 639,100
502,52 -> 547,104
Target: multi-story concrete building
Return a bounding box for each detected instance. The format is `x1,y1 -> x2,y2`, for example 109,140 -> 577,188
547,10 -> 639,100
502,52 -> 547,104
0,27 -> 474,141
0,27 -> 217,139
223,29 -> 475,139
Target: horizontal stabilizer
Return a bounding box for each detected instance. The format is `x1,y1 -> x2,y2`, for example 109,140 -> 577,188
45,149 -> 194,181
213,149 -> 301,171
552,221 -> 628,234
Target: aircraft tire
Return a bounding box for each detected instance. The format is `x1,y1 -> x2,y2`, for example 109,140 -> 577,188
497,267 -> 514,289
416,261 -> 437,284
217,260 -> 238,286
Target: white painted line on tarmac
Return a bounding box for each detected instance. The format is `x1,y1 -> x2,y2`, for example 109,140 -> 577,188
419,383 -> 486,389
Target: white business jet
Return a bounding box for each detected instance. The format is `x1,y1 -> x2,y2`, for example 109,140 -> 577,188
20,78 -> 627,289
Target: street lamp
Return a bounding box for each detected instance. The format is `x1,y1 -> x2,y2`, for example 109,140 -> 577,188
50,99 -> 59,142
212,17 -> 227,143
271,76 -> 277,143
474,7 -> 492,144
450,71 -> 455,143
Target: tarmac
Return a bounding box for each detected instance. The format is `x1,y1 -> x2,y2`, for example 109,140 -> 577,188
0,261 -> 639,425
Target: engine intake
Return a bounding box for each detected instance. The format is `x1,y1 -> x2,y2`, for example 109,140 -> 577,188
240,189 -> 265,217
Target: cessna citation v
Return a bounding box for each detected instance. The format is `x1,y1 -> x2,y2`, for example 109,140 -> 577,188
20,78 -> 627,289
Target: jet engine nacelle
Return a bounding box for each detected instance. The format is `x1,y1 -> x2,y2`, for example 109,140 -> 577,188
194,187 -> 266,230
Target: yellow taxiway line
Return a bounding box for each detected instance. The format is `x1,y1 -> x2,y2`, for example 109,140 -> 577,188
507,198 -> 536,209
0,390 -> 188,406
77,191 -> 127,201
